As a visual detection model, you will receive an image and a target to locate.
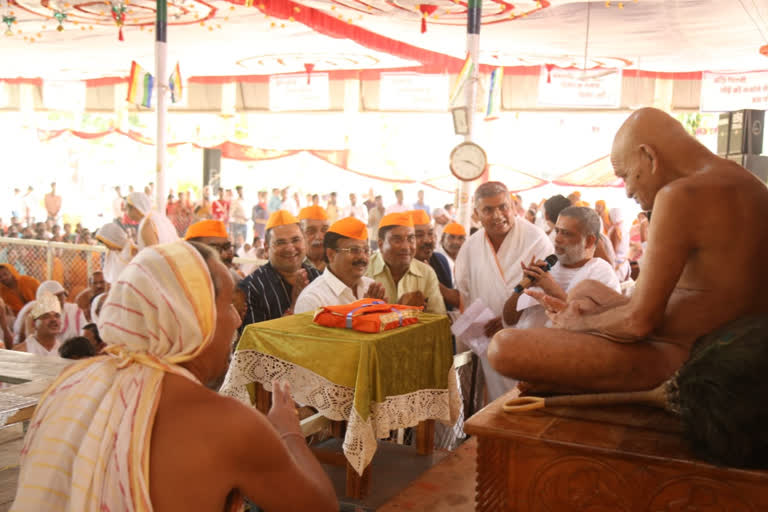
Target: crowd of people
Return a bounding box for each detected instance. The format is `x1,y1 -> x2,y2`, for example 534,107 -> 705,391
3,107 -> 768,510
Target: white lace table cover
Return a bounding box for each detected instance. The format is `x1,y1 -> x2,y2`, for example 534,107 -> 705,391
219,350 -> 461,475
0,391 -> 37,427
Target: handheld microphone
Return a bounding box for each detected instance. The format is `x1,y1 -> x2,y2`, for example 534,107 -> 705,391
513,254 -> 558,294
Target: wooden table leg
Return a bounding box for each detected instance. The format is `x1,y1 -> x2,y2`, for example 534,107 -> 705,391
254,382 -> 272,414
416,419 -> 435,455
345,460 -> 371,499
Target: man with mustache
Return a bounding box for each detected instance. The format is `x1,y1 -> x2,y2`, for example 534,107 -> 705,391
299,205 -> 331,272
294,217 -> 386,314
239,210 -> 321,326
366,212 -> 446,314
502,206 -> 620,330
454,181 -> 553,400
490,108 -> 768,392
411,210 -> 458,311
185,219 -> 241,282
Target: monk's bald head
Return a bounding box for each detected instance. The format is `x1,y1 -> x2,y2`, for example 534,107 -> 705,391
611,108 -> 702,211
612,108 -> 691,162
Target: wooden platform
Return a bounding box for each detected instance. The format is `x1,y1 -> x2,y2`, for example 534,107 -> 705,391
464,390 -> 768,512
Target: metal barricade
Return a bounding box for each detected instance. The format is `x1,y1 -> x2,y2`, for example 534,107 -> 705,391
0,237 -> 106,299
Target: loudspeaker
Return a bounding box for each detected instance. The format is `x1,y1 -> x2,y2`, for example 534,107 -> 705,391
727,109 -> 764,156
717,113 -> 730,156
203,148 -> 222,191
726,153 -> 768,184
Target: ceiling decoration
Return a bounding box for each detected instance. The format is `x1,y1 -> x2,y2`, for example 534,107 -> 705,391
2,1 -> 768,81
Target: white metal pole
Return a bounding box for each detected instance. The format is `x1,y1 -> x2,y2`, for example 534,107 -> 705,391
456,0 -> 482,230
155,0 -> 168,213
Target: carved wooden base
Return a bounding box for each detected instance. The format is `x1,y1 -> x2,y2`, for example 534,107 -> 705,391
465,392 -> 768,512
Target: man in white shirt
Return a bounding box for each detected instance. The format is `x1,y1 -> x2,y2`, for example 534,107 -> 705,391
502,206 -> 620,330
295,217 -> 385,313
14,293 -> 63,357
14,280 -> 85,346
454,182 -> 553,400
342,193 -> 368,224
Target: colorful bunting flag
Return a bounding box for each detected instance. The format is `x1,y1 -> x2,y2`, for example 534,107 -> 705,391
169,62 -> 183,103
126,61 -> 153,108
485,67 -> 503,120
449,53 -> 474,105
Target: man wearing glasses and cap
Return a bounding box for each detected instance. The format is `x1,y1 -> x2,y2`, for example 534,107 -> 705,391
184,219 -> 240,282
238,211 -> 321,326
294,217 -> 385,314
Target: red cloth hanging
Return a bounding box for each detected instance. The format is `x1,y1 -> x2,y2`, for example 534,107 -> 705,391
418,4 -> 438,33
545,63 -> 554,83
304,62 -> 315,84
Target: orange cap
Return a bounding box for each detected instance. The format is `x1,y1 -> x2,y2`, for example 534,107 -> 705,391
184,220 -> 228,240
409,209 -> 431,225
378,212 -> 414,229
298,205 -> 328,221
266,210 -> 300,230
443,222 -> 466,236
328,217 -> 368,240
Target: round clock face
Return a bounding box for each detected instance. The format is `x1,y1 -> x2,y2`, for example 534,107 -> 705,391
450,142 -> 488,181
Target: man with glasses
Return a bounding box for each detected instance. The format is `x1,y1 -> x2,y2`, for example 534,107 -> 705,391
184,219 -> 241,282
298,205 -> 331,273
366,213 -> 446,314
238,210 -> 320,326
294,217 -> 385,314
454,181 -> 552,400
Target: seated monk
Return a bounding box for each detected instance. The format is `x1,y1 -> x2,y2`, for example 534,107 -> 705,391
12,241 -> 337,512
488,107 -> 768,393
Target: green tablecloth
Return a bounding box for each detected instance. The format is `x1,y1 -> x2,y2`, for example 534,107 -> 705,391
236,312 -> 453,421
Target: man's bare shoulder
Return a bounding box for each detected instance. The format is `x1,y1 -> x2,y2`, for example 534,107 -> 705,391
659,158 -> 767,210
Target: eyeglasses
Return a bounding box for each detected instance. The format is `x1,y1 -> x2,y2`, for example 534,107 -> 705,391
335,246 -> 371,256
272,236 -> 304,248
209,242 -> 233,252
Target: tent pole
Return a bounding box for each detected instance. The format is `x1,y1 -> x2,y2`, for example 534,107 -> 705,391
155,0 -> 168,213
457,0 -> 482,230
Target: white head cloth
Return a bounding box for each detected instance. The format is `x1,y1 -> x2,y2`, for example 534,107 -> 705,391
12,241 -> 217,511
96,222 -> 128,250
126,192 -> 152,217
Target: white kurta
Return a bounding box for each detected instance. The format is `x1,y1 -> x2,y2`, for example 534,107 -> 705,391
294,269 -> 376,314
103,243 -> 134,283
23,335 -> 62,357
137,211 -> 179,251
454,219 -> 553,401
515,258 -> 621,329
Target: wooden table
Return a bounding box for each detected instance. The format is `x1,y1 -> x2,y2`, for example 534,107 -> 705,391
464,389 -> 768,512
0,350 -> 71,427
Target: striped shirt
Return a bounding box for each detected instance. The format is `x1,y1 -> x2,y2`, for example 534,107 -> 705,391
238,261 -> 321,326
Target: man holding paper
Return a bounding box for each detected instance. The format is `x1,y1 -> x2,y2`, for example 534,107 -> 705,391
454,182 -> 552,400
